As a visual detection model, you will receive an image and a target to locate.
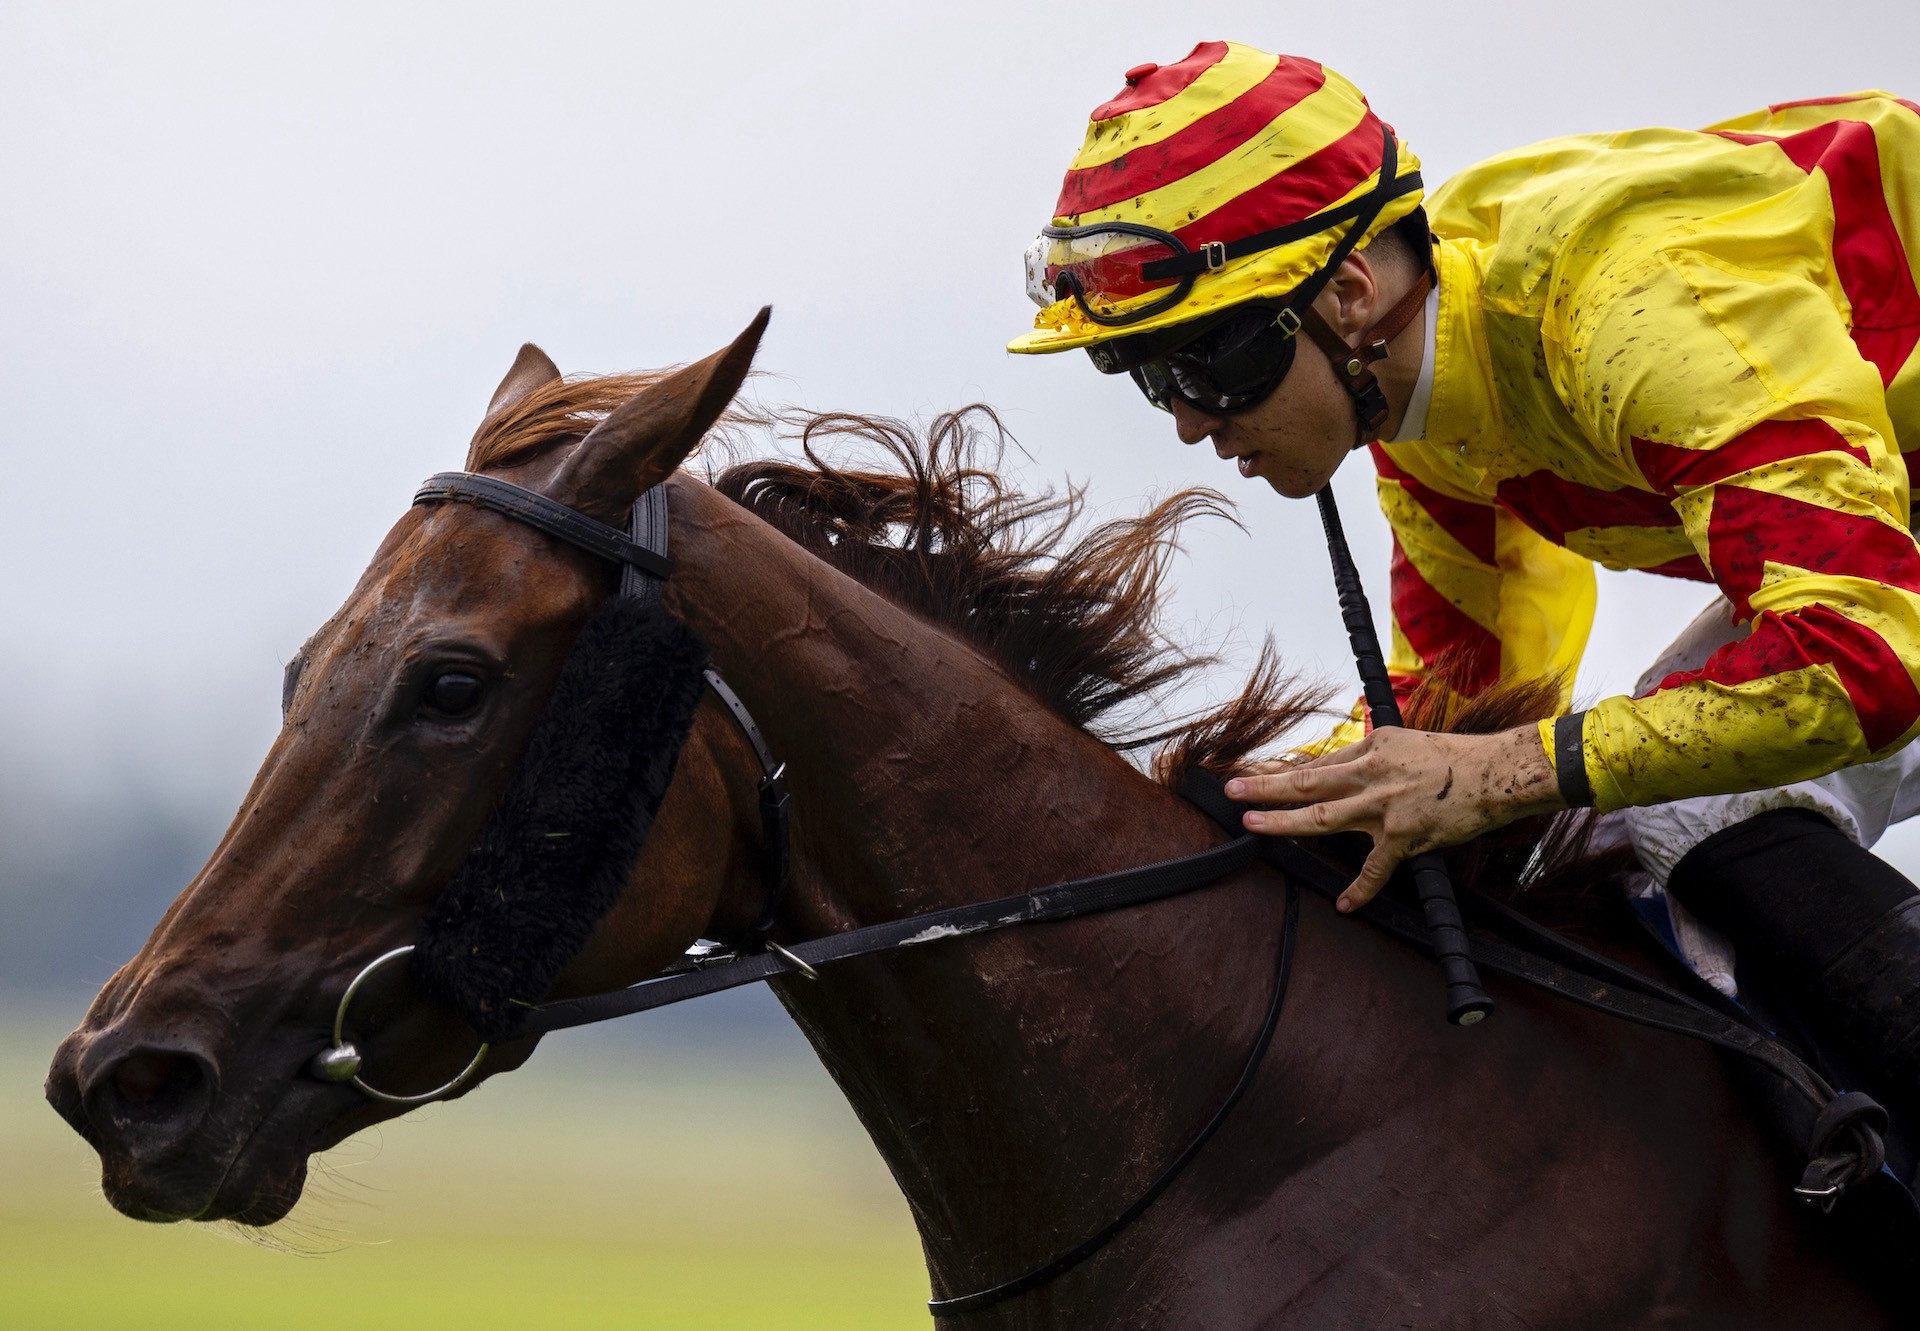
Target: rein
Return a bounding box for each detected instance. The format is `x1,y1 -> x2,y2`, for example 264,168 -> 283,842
308,468 -> 1896,1320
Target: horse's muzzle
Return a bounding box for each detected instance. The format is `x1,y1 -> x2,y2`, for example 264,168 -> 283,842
47,1020 -> 228,1219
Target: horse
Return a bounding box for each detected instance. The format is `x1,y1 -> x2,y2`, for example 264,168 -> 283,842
46,314 -> 1900,1328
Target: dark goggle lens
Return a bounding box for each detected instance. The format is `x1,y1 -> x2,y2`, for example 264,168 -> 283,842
1129,307 -> 1301,415
1130,361 -> 1179,413
1171,329 -> 1297,409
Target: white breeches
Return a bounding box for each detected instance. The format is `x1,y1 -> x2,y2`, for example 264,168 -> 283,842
1610,595 -> 1920,995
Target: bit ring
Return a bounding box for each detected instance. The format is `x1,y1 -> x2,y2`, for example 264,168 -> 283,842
311,945 -> 489,1106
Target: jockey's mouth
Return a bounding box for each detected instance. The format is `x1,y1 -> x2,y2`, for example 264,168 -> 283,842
1215,443 -> 1265,478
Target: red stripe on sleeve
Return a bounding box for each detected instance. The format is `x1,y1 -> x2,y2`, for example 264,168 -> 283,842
1369,445 -> 1498,564
1704,484 -> 1920,616
1648,602 -> 1920,751
1772,120 -> 1920,384
1059,58 -> 1322,216
1494,470 -> 1681,545
1715,120 -> 1920,386
1170,111 -> 1385,253
1632,419 -> 1873,494
1089,42 -> 1229,121
1389,536 -> 1502,695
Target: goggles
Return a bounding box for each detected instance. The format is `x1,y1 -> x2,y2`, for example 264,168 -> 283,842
1024,125 -> 1418,330
1106,303 -> 1306,417
1023,222 -> 1221,327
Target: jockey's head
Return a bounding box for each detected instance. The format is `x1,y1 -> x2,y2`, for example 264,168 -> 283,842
1011,41 -> 1430,497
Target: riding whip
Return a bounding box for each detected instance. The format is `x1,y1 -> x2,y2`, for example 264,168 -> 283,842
1314,484 -> 1493,1026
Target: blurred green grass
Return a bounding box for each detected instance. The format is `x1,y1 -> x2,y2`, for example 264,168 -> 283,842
3,1002 -> 929,1330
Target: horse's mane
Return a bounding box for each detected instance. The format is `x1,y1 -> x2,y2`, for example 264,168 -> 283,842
712,406 -> 1313,749
468,371 -> 1628,923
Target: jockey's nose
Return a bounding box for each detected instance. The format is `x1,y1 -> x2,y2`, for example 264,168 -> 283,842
1169,398 -> 1225,446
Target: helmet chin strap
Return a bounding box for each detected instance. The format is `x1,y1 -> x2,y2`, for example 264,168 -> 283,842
1297,263 -> 1435,448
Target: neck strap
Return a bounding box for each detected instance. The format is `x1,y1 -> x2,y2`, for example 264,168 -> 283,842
1297,263 -> 1434,443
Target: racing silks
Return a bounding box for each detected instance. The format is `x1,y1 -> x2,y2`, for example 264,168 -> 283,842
1369,91 -> 1920,812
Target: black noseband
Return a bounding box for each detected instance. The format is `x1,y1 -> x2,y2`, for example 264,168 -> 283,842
405,473 -> 787,1040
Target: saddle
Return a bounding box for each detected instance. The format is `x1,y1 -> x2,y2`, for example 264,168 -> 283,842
1190,774 -> 1920,1306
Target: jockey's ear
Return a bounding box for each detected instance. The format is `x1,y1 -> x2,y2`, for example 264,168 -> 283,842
477,343 -> 563,431
1314,252 -> 1382,342
548,307 -> 770,525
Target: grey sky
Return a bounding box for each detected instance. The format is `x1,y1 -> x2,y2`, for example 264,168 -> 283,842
4,2 -> 1917,873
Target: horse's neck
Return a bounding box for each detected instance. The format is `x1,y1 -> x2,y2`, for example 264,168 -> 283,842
662,477 -> 1294,1300
661,476 -> 1209,908
652,480 -> 1854,1328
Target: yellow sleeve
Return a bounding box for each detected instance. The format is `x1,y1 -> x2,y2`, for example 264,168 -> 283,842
1552,249 -> 1920,812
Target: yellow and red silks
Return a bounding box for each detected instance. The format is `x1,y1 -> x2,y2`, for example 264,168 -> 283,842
1367,91 -> 1920,812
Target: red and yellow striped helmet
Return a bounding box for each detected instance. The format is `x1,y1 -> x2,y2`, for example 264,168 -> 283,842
1010,42 -> 1424,355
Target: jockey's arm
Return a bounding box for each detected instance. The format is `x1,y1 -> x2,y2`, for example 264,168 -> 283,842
1551,254 -> 1920,813
1243,452 -> 1594,909
1234,249 -> 1916,908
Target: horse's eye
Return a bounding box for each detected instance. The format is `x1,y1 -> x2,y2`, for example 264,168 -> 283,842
423,671 -> 485,718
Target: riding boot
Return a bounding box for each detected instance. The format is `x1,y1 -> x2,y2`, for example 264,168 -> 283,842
1666,807 -> 1920,1108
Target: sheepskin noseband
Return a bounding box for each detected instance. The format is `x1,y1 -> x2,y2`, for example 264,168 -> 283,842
409,597 -> 711,1039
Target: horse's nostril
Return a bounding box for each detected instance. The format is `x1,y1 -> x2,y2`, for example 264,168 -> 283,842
104,1049 -> 209,1124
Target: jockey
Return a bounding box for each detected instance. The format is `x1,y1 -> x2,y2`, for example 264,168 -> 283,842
1012,42 -> 1920,1097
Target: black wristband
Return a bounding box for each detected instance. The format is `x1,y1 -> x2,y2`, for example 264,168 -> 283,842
1553,711 -> 1595,808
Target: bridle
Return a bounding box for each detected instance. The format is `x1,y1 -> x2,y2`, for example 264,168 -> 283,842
304,467 -> 1899,1319
412,471 -> 797,955
304,467 -> 1296,1315
305,471 -> 795,1108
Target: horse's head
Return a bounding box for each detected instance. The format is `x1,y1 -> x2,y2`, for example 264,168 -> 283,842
46,312 -> 774,1225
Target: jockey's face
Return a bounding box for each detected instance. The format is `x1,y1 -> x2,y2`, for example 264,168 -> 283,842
1167,333 -> 1359,498
1166,251 -> 1406,499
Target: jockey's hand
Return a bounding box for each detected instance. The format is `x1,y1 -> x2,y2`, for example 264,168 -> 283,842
1223,723 -> 1566,913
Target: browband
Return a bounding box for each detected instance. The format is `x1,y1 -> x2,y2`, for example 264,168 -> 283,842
414,472 -> 673,581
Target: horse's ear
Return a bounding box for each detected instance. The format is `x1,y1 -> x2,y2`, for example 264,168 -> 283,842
550,307 -> 770,524
483,343 -> 562,422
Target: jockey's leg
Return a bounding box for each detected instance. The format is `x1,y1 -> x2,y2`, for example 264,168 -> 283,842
1619,595 -> 1920,1101
1663,807 -> 1920,1104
